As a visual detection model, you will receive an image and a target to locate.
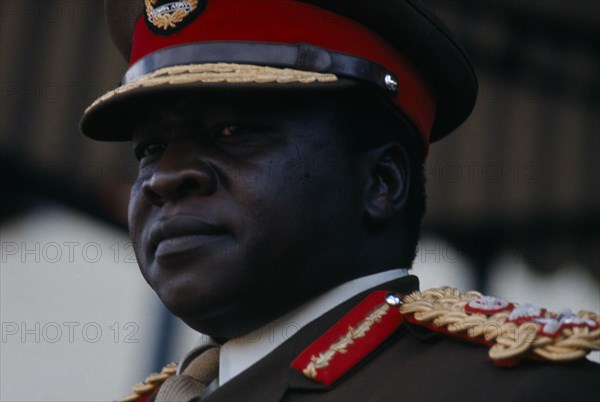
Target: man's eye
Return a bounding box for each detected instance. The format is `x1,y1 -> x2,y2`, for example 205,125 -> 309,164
217,125 -> 247,138
135,143 -> 166,161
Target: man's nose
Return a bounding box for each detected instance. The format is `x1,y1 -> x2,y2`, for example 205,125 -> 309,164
141,153 -> 217,206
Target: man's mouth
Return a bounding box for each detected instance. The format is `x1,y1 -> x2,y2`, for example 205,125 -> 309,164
148,215 -> 229,260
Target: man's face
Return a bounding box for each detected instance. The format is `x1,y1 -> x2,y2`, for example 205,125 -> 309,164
128,91 -> 368,338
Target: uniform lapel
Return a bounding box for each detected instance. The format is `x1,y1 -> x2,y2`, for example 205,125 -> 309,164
204,275 -> 419,402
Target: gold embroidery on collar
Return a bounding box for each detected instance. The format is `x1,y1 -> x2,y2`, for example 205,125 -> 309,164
303,303 -> 390,378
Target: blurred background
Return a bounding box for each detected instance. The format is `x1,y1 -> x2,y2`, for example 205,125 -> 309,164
1,0 -> 599,400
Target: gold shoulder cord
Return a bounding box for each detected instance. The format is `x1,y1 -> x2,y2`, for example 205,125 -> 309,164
399,287 -> 600,364
120,362 -> 178,402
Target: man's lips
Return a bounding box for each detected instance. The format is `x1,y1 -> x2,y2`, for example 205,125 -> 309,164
148,216 -> 229,259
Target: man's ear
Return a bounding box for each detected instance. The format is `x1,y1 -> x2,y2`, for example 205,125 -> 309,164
362,144 -> 410,225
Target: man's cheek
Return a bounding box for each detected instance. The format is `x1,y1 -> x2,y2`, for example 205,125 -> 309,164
127,182 -> 143,222
127,195 -> 148,262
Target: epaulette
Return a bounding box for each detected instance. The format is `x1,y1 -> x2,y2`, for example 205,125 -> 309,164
120,362 -> 178,402
292,287 -> 600,385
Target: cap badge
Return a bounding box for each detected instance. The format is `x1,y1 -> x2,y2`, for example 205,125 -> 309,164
144,0 -> 206,34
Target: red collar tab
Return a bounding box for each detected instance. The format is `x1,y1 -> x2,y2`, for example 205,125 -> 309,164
291,290 -> 404,386
400,287 -> 600,367
130,0 -> 436,150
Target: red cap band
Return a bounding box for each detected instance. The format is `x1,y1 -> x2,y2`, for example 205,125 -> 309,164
130,0 -> 436,146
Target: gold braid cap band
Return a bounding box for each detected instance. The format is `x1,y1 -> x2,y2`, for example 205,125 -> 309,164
85,63 -> 338,114
399,287 -> 600,366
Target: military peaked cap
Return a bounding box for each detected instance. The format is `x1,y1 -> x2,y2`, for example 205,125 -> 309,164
81,0 -> 478,153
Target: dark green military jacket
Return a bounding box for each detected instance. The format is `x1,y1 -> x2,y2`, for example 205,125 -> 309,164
142,276 -> 598,401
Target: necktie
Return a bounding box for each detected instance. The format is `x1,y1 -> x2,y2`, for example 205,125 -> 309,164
155,346 -> 220,402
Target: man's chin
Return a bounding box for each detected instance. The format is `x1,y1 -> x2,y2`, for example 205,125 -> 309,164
173,304 -> 263,339
164,295 -> 289,339
158,291 -> 214,320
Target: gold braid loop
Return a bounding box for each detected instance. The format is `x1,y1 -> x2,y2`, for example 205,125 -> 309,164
400,287 -> 600,365
120,362 -> 178,402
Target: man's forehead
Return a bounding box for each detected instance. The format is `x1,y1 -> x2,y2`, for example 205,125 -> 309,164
132,90 -> 366,127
